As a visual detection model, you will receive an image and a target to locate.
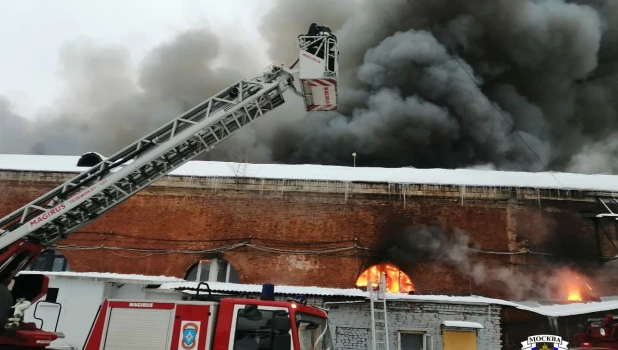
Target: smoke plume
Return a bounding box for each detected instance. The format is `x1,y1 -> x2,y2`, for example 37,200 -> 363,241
2,0 -> 618,174
384,223 -> 598,300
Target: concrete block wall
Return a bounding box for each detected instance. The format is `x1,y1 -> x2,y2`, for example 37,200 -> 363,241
325,301 -> 502,350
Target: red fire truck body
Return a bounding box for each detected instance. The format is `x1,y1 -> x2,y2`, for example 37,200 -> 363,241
82,284 -> 333,350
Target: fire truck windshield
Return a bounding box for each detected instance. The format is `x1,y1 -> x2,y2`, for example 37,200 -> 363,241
296,312 -> 333,350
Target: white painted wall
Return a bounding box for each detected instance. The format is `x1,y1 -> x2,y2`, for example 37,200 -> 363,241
24,278 -> 107,349
22,276 -> 168,349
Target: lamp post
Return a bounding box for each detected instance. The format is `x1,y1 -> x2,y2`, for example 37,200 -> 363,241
352,152 -> 356,167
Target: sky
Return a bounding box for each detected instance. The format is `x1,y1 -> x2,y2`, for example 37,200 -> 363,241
2,0 -> 617,174
0,0 -> 274,117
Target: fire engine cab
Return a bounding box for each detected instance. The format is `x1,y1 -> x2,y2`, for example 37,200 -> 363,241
572,313 -> 618,349
83,283 -> 333,350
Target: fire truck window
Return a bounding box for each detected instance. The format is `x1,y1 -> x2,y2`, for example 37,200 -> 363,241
184,258 -> 239,283
233,308 -> 285,350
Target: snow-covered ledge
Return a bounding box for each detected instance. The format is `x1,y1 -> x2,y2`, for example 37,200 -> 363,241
441,320 -> 484,329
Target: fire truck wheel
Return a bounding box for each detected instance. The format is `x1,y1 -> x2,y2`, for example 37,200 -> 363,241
0,284 -> 13,326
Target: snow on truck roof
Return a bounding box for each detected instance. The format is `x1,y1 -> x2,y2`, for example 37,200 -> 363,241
1,153 -> 618,192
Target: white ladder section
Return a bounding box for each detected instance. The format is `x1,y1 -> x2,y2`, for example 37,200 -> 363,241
0,66 -> 294,249
368,273 -> 390,350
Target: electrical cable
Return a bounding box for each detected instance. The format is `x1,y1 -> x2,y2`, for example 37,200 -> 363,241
53,242 -> 363,257
53,240 -> 573,258
70,230 -> 357,245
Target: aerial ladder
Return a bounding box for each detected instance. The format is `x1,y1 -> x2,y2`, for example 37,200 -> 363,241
0,23 -> 339,349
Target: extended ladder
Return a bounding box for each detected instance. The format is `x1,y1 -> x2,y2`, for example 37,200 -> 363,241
368,273 -> 390,350
0,65 -> 296,250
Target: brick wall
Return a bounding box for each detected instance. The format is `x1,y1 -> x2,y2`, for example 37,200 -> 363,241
0,170 -> 614,298
326,301 -> 502,350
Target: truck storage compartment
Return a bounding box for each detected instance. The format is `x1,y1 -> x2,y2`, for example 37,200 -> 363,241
103,306 -> 173,349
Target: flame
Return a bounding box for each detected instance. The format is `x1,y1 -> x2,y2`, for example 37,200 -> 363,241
355,263 -> 414,293
555,268 -> 595,302
567,286 -> 582,302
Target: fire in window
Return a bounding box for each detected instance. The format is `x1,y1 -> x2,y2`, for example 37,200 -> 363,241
355,263 -> 414,294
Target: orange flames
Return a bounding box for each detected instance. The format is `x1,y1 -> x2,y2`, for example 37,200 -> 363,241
566,279 -> 593,302
555,268 -> 596,302
355,263 -> 414,294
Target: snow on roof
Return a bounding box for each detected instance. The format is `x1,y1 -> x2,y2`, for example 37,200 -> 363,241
159,281 -> 370,298
159,281 -> 525,306
442,320 -> 484,329
17,272 -> 618,317
512,300 -> 618,318
18,270 -> 184,284
1,154 -> 618,192
160,281 -> 618,317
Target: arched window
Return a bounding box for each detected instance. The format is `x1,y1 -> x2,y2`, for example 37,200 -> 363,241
184,258 -> 239,283
355,263 -> 414,294
26,250 -> 70,272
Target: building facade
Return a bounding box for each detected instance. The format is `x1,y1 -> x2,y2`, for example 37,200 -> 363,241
2,154 -> 618,300
22,271 -> 503,350
327,301 -> 501,350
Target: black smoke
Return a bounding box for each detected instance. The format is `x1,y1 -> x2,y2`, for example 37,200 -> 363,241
261,0 -> 617,173
381,223 -> 600,300
2,0 -> 618,174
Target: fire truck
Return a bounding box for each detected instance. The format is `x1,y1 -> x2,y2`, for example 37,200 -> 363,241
572,313 -> 618,349
0,23 -> 339,349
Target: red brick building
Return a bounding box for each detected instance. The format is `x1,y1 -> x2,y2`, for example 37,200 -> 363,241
1,154 -> 618,300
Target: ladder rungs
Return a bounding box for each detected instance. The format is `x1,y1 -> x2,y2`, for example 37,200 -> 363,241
371,287 -> 389,350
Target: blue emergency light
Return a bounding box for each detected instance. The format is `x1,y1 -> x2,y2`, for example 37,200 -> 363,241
261,283 -> 275,301
295,294 -> 308,305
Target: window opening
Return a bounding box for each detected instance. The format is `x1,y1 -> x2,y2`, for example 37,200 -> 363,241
356,263 -> 414,294
26,250 -> 69,272
184,258 -> 239,283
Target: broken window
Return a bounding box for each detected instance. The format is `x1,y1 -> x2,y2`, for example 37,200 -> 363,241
356,263 -> 414,294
